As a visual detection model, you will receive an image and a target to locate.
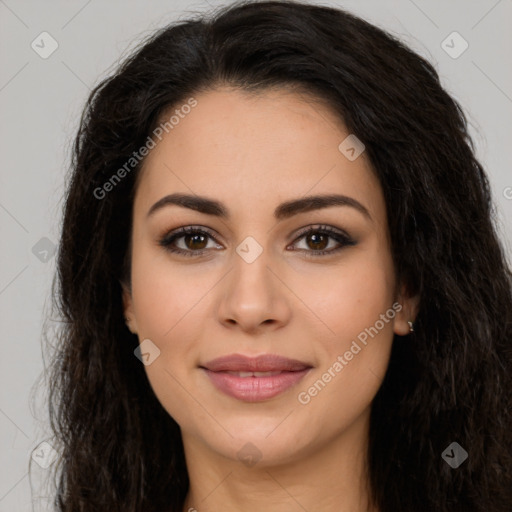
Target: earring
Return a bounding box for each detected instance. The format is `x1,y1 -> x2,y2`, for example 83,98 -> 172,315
408,320 -> 414,333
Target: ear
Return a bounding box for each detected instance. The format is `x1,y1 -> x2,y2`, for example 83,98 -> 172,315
121,281 -> 138,335
393,282 -> 420,336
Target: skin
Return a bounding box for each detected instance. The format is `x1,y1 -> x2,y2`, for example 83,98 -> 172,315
123,87 -> 419,512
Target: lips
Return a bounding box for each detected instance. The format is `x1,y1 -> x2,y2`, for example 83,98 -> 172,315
200,354 -> 312,402
225,370 -> 283,377
202,354 -> 311,372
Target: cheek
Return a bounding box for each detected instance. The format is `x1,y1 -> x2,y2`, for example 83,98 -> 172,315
129,242 -> 213,340
129,251 -> 210,425
296,302 -> 395,440
291,251 -> 396,343
293,250 -> 396,410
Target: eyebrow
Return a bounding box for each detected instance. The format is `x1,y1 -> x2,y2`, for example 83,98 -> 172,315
147,192 -> 372,221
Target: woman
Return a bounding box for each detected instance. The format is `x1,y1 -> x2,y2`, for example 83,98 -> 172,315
46,1 -> 512,511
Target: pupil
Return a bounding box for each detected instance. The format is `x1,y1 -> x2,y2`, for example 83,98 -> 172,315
186,234 -> 206,250
308,233 -> 327,250
183,233 -> 329,251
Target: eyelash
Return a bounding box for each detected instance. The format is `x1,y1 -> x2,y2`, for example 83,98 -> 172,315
158,224 -> 356,258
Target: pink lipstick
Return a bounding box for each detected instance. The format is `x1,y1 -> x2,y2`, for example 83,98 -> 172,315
201,354 -> 312,402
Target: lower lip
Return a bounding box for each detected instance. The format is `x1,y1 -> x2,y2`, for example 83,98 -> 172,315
202,368 -> 311,402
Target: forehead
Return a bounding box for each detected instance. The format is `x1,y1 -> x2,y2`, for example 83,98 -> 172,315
134,87 -> 385,223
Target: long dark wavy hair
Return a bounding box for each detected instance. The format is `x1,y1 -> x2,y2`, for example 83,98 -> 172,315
43,1 -> 512,510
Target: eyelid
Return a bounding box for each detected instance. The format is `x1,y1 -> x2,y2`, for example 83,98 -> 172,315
158,225 -> 222,250
290,224 -> 352,243
287,224 -> 356,256
158,223 -> 356,256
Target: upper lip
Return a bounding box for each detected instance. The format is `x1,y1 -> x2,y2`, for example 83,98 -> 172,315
201,354 -> 312,372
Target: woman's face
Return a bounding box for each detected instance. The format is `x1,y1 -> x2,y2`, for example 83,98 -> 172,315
123,87 -> 417,467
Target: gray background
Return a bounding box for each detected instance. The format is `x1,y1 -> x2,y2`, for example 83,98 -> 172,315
0,0 -> 511,510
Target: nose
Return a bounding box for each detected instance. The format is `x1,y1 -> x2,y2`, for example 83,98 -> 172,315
216,248 -> 292,335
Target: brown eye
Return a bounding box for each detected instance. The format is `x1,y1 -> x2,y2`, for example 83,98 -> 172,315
290,225 -> 356,256
184,233 -> 208,250
159,226 -> 222,257
305,232 -> 329,251
159,224 -> 356,258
